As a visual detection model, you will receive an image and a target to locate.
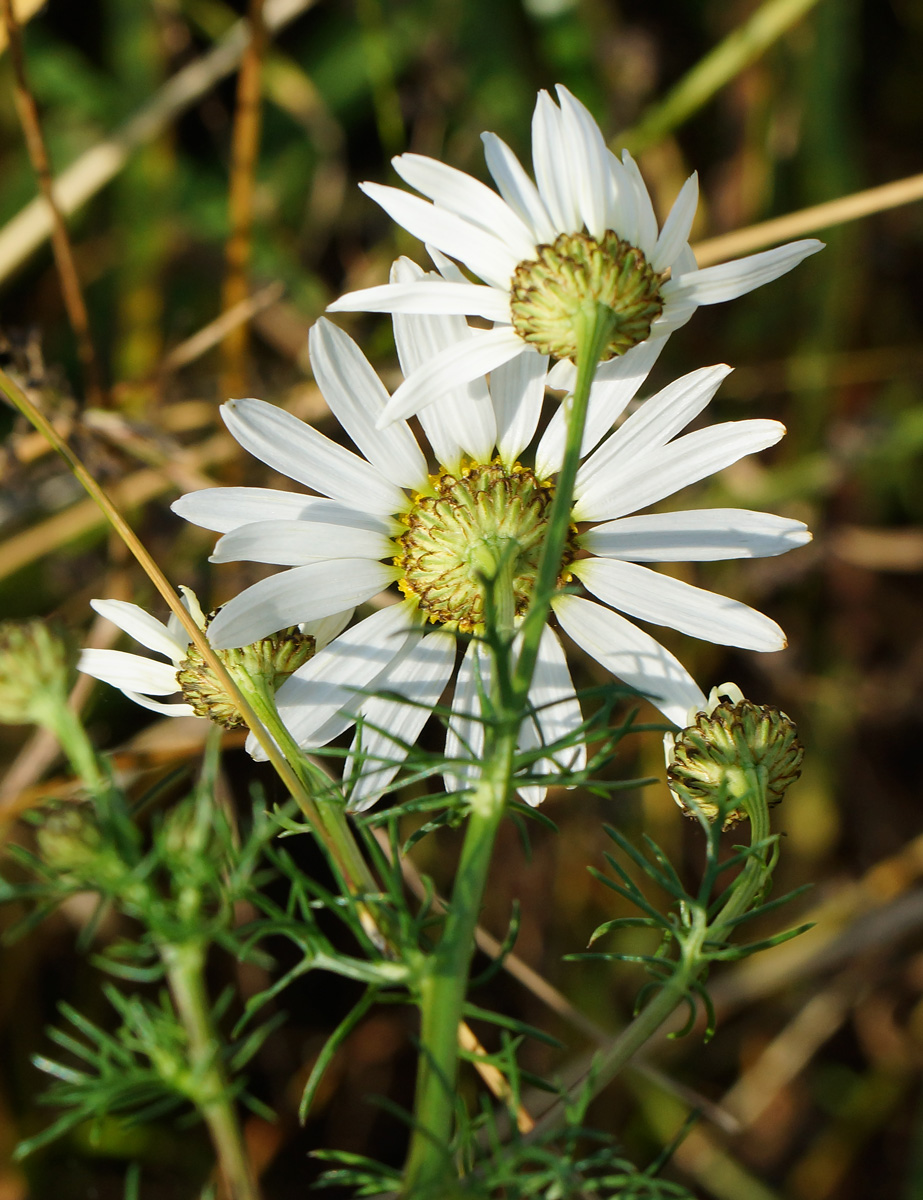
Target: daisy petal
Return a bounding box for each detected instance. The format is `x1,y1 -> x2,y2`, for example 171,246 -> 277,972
207,560 -> 399,649
221,398 -> 404,517
346,628 -> 456,812
574,557 -> 787,651
555,86 -> 611,240
491,347 -> 549,466
328,280 -> 510,321
122,691 -> 197,717
574,419 -> 786,522
651,173 -> 698,273
581,510 -> 812,561
552,594 -> 705,725
392,154 -> 537,260
172,488 -> 390,535
273,601 -> 418,748
309,320 -> 428,489
620,150 -> 660,258
378,326 -> 526,427
391,259 -> 497,468
481,131 -> 556,244
209,519 -> 391,566
444,639 -> 492,798
517,626 -> 584,806
358,183 -> 519,288
666,239 -> 824,306
532,90 -> 581,232
303,608 -> 354,651
89,599 -> 185,662
78,649 -> 181,695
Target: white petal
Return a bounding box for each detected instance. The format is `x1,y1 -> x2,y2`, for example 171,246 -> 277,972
575,364 -> 733,502
426,245 -> 470,282
535,338 -> 664,477
358,182 -> 519,289
346,628 -> 456,812
444,639 -> 491,798
606,151 -> 639,247
303,608 -> 354,651
122,691 -> 197,718
172,487 -> 391,535
574,557 -> 787,651
209,519 -> 392,567
619,150 -> 659,258
309,320 -> 428,489
378,326 -> 526,427
391,259 -> 497,467
89,599 -> 185,663
574,419 -> 786,522
392,154 -> 537,260
328,279 -> 510,321
221,397 -> 404,517
555,86 -> 611,240
517,626 -> 584,806
552,594 -> 705,725
651,173 -> 698,273
531,90 -> 580,233
491,348 -> 548,467
273,601 -> 418,748
665,239 -> 824,306
78,648 -> 181,695
481,131 -> 556,244
207,560 -> 399,649
581,510 -> 812,561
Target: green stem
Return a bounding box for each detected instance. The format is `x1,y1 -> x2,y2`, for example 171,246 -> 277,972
48,702 -> 109,802
161,940 -> 262,1200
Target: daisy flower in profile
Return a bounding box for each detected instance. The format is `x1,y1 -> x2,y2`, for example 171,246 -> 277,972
172,284 -> 810,811
79,587 -> 347,730
327,84 -> 822,426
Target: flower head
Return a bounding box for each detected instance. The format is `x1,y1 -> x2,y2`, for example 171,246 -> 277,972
327,84 -> 822,426
0,619 -> 74,727
78,587 -> 344,728
173,292 -> 810,811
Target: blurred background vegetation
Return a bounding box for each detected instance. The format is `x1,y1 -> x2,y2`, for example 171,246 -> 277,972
1,0 -> 922,1196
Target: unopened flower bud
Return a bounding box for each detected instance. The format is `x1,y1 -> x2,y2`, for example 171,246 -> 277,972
176,613 -> 315,729
0,619 -> 73,727
667,683 -> 804,828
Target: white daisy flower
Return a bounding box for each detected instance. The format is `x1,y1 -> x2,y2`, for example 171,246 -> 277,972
172,294 -> 810,811
327,84 -> 822,427
79,586 -> 349,728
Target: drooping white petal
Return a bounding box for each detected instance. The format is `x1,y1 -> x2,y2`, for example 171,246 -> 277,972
271,601 -> 418,749
444,638 -> 492,798
391,154 -> 537,261
481,131 -> 556,244
535,338 -> 664,477
517,625 -> 585,807
574,557 -> 787,651
172,488 -> 391,536
302,609 -> 354,652
574,419 -> 786,522
555,86 -> 611,240
78,648 -> 181,695
580,510 -> 812,561
575,364 -> 733,503
651,173 -> 698,273
489,347 -> 548,466
358,183 -> 520,288
207,560 -> 399,649
346,628 -> 456,812
665,239 -> 824,306
532,90 -> 580,233
328,279 -> 510,321
309,320 -> 428,490
221,398 -> 404,517
377,325 -> 526,427
209,519 -> 392,567
89,599 -> 185,663
619,150 -> 660,258
121,690 -> 197,718
552,594 -> 705,726
390,259 -> 497,468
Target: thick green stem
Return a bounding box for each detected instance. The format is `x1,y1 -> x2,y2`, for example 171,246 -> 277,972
161,940 -> 262,1200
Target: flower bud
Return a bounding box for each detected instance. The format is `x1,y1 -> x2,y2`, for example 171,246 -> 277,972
667,683 -> 804,828
0,619 -> 73,727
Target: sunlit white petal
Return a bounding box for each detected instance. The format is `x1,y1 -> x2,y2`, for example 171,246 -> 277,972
666,240 -> 824,306
78,648 -> 181,695
209,520 -> 391,567
172,487 -> 391,535
89,599 -> 185,663
481,131 -> 556,244
581,510 -> 812,561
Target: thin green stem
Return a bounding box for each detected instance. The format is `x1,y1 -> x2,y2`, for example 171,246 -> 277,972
47,702 -> 109,803
161,940 -> 262,1200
